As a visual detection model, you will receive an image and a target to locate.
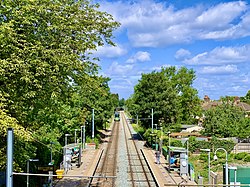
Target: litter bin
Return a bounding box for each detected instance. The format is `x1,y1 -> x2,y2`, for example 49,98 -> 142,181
56,169 -> 64,179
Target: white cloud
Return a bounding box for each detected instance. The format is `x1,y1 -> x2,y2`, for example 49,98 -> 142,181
93,45 -> 127,58
175,49 -> 191,61
194,1 -> 246,29
107,61 -> 134,75
199,65 -> 238,74
126,51 -> 151,63
99,1 -> 250,47
152,64 -> 172,71
183,45 -> 250,65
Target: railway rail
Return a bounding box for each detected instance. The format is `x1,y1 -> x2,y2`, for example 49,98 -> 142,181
121,112 -> 159,187
89,121 -> 119,187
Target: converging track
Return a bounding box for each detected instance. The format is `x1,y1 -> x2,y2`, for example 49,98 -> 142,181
89,111 -> 159,187
90,121 -> 119,187
120,112 -> 158,187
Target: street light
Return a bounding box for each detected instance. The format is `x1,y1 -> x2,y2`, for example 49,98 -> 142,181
81,124 -> 86,150
214,148 -> 228,186
74,129 -> 80,144
200,148 -> 211,184
64,134 -> 71,171
153,124 -> 158,151
27,159 -> 39,187
49,142 -> 55,165
92,108 -> 94,140
167,131 -> 171,147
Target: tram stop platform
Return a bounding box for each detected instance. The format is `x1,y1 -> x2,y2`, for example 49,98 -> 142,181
142,148 -> 197,187
55,146 -> 196,187
54,145 -> 102,187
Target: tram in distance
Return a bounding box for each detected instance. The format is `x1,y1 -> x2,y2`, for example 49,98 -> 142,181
114,112 -> 120,121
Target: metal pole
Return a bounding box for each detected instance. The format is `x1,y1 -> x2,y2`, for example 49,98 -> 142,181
81,126 -> 83,150
168,133 -> 170,147
50,143 -> 53,163
83,125 -> 86,149
6,128 -> 13,187
64,135 -> 67,171
208,150 -> 211,184
75,129 -> 76,144
92,108 -> 94,140
136,114 -> 138,126
27,160 -> 29,187
234,168 -> 237,186
225,160 -> 228,186
151,108 -> 153,133
214,148 -> 228,186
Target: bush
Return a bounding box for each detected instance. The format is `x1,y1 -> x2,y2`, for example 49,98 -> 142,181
235,152 -> 248,160
199,153 -> 208,161
243,154 -> 250,162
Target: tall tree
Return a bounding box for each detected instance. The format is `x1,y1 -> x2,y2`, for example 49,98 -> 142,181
131,66 -> 201,129
0,0 -> 119,129
0,0 -> 120,180
202,102 -> 250,138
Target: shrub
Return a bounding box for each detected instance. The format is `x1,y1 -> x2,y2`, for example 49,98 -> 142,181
235,152 -> 248,160
243,154 -> 250,162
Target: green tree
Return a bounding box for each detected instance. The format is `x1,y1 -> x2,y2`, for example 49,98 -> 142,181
0,0 -> 119,129
0,0 -> 119,180
130,66 -> 201,130
241,90 -> 250,104
0,104 -> 35,171
202,103 -> 250,138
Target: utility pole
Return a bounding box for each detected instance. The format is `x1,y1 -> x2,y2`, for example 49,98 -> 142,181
92,108 -> 94,140
151,108 -> 153,133
6,128 -> 13,187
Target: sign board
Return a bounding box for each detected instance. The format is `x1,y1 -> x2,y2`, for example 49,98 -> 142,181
38,166 -> 54,172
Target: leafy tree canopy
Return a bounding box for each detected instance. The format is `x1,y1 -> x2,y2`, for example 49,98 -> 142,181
201,102 -> 250,138
127,66 -> 201,131
0,0 -> 120,179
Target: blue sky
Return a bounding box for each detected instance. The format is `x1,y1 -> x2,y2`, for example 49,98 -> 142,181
93,0 -> 250,100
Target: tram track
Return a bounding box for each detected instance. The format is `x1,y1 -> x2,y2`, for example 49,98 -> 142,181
89,121 -> 119,187
121,112 -> 158,187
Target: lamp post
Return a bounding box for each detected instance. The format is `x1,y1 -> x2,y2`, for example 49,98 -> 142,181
27,159 -> 39,187
200,149 -> 211,184
92,108 -> 94,140
74,129 -> 80,144
214,148 -> 228,186
167,131 -> 171,148
49,142 -> 55,165
64,134 -> 71,170
153,124 -> 158,151
151,108 -> 154,133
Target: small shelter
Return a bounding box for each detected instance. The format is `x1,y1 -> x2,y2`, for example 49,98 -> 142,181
168,146 -> 188,177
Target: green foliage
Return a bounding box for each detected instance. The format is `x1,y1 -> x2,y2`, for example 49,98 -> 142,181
187,136 -> 235,153
127,66 -> 201,132
0,0 -> 120,180
240,90 -> 250,104
0,106 -> 36,171
244,154 -> 250,162
132,123 -> 145,135
202,102 -> 250,138
119,98 -> 125,107
234,152 -> 249,160
169,139 -> 183,147
199,153 -> 208,161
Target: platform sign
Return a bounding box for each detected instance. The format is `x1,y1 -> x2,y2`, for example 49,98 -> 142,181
38,166 -> 54,172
